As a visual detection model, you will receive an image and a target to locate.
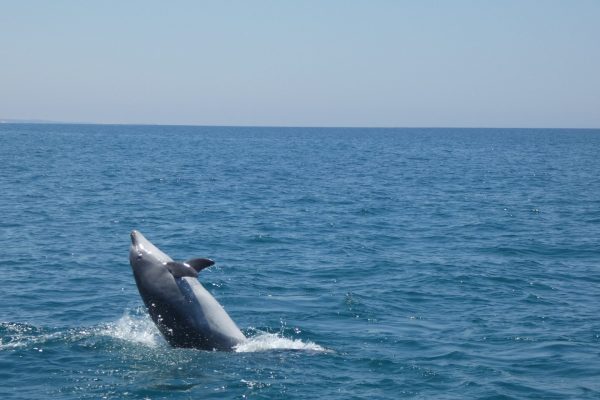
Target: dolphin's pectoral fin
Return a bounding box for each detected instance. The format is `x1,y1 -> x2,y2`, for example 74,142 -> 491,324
166,262 -> 199,279
185,258 -> 215,272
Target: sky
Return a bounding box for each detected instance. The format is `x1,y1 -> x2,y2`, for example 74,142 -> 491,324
1,1 -> 599,128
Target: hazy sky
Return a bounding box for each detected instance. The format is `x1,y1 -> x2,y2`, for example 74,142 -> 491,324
1,1 -> 599,128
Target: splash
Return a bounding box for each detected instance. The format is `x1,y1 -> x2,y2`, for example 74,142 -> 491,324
97,309 -> 164,348
1,310 -> 164,352
99,311 -> 329,353
2,313 -> 328,354
234,331 -> 329,353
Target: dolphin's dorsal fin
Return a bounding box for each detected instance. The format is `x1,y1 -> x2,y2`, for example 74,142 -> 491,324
185,258 -> 215,272
166,262 -> 198,279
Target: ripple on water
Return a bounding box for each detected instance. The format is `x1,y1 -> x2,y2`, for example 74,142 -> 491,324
1,126 -> 600,399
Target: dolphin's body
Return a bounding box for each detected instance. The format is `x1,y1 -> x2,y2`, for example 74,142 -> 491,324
128,230 -> 245,350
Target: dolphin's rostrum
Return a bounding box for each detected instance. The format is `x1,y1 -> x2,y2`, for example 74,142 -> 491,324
129,230 -> 246,350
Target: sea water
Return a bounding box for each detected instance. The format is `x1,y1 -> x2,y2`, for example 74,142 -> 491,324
0,124 -> 599,399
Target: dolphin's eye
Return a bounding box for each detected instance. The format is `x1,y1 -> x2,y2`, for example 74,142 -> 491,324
136,254 -> 143,260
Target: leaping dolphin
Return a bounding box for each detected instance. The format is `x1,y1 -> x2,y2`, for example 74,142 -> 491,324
128,230 -> 246,350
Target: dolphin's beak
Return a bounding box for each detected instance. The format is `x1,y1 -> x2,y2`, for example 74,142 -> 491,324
130,230 -> 139,246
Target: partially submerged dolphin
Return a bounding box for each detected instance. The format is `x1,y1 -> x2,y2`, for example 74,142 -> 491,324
129,230 -> 246,350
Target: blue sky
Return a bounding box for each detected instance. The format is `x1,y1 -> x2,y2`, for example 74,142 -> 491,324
1,1 -> 599,128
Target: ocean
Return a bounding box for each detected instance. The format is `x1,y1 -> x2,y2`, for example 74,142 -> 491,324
0,124 -> 599,399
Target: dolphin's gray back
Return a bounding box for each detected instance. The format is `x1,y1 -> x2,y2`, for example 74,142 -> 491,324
175,277 -> 245,350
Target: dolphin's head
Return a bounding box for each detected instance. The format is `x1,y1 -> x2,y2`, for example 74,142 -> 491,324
129,230 -> 173,277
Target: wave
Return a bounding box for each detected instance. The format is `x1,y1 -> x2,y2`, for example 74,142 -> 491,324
234,331 -> 329,353
0,322 -> 52,350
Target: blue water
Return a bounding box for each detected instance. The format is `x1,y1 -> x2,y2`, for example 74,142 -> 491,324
1,124 -> 599,399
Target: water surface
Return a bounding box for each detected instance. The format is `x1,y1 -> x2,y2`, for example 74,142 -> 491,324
1,124 -> 599,399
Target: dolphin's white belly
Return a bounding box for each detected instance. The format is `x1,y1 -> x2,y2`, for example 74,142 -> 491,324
176,277 -> 246,347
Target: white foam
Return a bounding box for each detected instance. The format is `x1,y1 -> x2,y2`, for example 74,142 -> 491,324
234,331 -> 329,353
0,336 -> 29,350
0,323 -> 64,351
98,310 -> 163,348
2,314 -> 329,354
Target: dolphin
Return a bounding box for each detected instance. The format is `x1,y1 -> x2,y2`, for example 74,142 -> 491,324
128,230 -> 246,350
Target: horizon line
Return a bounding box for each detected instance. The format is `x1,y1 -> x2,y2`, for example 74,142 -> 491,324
1,118 -> 599,131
